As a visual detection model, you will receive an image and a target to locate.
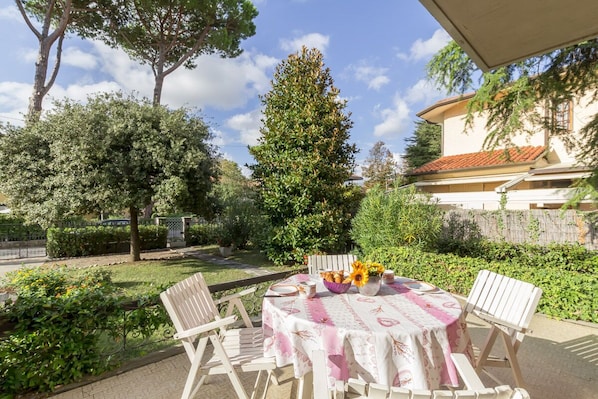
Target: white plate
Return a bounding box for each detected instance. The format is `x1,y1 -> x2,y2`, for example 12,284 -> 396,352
404,281 -> 437,293
269,284 -> 298,296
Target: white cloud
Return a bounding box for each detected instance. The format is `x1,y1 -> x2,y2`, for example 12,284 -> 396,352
405,79 -> 443,104
63,47 -> 98,70
398,29 -> 451,61
0,81 -> 30,125
226,109 -> 262,146
48,81 -> 123,104
371,78 -> 444,139
209,128 -> 229,148
92,42 -> 154,99
20,48 -> 37,63
91,41 -> 277,111
280,33 -> 330,55
0,6 -> 21,22
372,95 -> 411,138
351,62 -> 390,91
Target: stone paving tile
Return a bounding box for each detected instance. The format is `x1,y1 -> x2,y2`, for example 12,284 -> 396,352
47,314 -> 597,399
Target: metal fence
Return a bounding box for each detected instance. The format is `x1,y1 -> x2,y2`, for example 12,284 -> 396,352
0,222 -> 47,259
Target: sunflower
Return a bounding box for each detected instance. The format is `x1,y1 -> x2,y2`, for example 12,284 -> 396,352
367,261 -> 385,276
350,260 -> 369,287
349,260 -> 386,287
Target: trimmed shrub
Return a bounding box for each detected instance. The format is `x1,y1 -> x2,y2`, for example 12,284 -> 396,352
46,225 -> 168,258
186,222 -> 221,246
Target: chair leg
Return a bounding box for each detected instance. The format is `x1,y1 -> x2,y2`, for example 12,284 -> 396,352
209,335 -> 250,399
475,326 -> 499,371
181,337 -> 209,399
500,331 -> 525,388
251,370 -> 273,399
296,372 -> 313,399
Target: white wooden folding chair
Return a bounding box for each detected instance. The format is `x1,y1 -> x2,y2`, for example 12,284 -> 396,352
307,254 -> 357,275
160,273 -> 277,399
464,269 -> 542,388
312,350 -> 530,399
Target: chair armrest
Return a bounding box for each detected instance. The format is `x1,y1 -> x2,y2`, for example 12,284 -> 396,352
450,353 -> 485,390
173,315 -> 237,339
215,287 -> 257,328
214,287 -> 257,305
472,310 -> 526,332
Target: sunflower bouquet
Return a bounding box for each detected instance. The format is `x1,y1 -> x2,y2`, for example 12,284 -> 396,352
349,260 -> 385,287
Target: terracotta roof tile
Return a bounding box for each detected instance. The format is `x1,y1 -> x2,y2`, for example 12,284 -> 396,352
409,146 -> 546,175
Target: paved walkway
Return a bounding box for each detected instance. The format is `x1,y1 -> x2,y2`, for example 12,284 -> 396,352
2,251 -> 596,398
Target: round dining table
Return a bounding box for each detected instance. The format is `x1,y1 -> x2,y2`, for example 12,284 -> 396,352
262,273 -> 473,392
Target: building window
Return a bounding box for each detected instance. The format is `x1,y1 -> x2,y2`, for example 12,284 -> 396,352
552,99 -> 572,131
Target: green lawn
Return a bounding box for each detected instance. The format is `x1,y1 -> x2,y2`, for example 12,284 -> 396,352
82,246 -> 294,297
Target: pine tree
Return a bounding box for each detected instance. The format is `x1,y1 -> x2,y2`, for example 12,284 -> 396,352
404,121 -> 441,170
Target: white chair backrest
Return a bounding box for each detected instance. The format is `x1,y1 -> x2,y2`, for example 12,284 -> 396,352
160,273 -> 221,359
312,350 -> 530,399
308,254 -> 357,275
465,270 -> 542,335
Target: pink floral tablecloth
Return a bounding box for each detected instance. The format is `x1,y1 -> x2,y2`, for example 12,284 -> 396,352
262,274 -> 473,389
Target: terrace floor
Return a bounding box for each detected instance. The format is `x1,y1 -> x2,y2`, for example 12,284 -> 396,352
49,313 -> 597,399
2,250 -> 596,398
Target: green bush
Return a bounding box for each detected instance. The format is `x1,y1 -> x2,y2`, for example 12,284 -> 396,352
351,185 -> 444,256
368,246 -> 597,323
0,267 -> 120,395
186,222 -> 221,246
46,225 -> 168,258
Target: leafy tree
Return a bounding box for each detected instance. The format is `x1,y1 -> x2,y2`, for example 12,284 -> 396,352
0,93 -> 217,261
97,0 -> 258,104
212,159 -> 260,248
362,141 -> 398,190
249,47 -> 358,264
213,159 -> 253,210
16,0 -> 115,122
426,39 -> 598,196
404,120 -> 441,170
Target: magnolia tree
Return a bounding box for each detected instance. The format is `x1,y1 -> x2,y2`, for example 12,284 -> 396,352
249,47 -> 360,265
0,93 -> 217,261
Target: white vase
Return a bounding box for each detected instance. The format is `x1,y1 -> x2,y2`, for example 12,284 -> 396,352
358,276 -> 381,296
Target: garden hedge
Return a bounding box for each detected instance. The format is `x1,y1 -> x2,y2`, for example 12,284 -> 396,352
368,244 -> 597,323
46,225 -> 168,258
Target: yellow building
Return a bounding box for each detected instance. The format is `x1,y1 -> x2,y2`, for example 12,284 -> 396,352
409,93 -> 594,210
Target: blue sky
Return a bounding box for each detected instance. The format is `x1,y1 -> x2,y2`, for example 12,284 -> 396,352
0,1 -> 450,176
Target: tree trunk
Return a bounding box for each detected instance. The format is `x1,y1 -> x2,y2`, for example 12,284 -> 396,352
17,0 -> 71,123
153,73 -> 164,105
129,206 -> 141,262
28,48 -> 49,122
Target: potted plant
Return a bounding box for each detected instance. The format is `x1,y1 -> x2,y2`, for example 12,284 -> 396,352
217,229 -> 234,257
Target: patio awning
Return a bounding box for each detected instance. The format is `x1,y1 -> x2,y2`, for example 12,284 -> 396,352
419,0 -> 598,71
